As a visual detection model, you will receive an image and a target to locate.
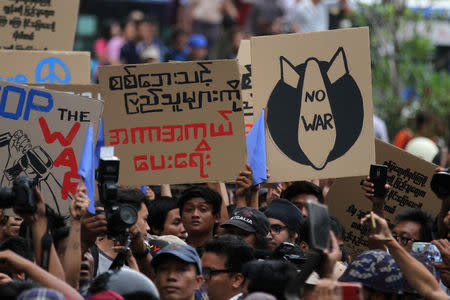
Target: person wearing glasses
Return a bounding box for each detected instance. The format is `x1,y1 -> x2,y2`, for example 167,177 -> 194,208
201,235 -> 254,300
264,198 -> 304,250
361,179 -> 434,252
151,244 -> 204,300
392,208 -> 434,252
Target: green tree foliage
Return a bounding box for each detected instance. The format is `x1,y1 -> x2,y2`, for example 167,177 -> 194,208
352,0 -> 450,139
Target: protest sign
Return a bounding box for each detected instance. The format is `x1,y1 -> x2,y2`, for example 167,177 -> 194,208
236,39 -> 254,135
251,27 -> 375,182
326,139 -> 440,258
0,81 -> 103,215
31,83 -> 102,141
0,50 -> 90,84
0,0 -> 79,51
35,84 -> 101,100
98,60 -> 246,186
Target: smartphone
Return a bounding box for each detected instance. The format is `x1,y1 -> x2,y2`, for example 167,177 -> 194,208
412,242 -> 442,263
369,164 -> 388,198
333,283 -> 363,300
307,201 -> 330,251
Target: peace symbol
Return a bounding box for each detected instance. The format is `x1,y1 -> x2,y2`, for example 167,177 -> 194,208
35,57 -> 72,84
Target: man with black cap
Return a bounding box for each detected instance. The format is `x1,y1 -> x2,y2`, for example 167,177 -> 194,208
220,207 -> 270,250
264,198 -> 303,250
151,244 -> 204,300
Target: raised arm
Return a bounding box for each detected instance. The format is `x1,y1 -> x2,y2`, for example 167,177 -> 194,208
16,188 -> 66,281
235,164 -> 255,209
62,182 -> 90,288
361,213 -> 448,300
160,184 -> 172,198
0,250 -> 83,300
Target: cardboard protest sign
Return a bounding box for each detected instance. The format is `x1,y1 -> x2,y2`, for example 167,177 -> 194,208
31,84 -> 102,142
0,81 -> 103,215
236,40 -> 254,135
0,0 -> 79,51
34,84 -> 101,100
326,139 -> 440,258
98,60 -> 246,186
251,27 -> 375,182
0,50 -> 90,84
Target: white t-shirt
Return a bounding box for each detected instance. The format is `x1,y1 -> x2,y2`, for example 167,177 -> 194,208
96,246 -> 130,276
290,0 -> 339,33
192,0 -> 225,24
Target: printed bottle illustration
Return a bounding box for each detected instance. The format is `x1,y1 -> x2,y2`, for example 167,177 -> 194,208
267,47 -> 364,170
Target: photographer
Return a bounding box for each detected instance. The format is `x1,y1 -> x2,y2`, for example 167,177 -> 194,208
264,198 -> 303,250
92,188 -> 152,278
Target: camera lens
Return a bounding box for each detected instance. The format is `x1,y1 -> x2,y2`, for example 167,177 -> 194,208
120,204 -> 138,226
431,172 -> 450,199
0,187 -> 15,209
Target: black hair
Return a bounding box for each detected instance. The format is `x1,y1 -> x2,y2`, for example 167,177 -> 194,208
178,186 -> 222,216
395,208 -> 434,242
52,226 -> 70,252
0,236 -> 34,262
329,215 -> 345,240
203,235 -> 254,273
281,181 -> 324,204
170,26 -> 187,42
118,188 -> 150,211
242,260 -> 298,300
147,197 -> 179,234
0,280 -> 40,300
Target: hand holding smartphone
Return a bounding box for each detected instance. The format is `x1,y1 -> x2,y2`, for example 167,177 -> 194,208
307,201 -> 330,251
369,164 -> 388,198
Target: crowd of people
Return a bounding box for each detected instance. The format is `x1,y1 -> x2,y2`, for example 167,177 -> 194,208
90,0 -> 354,81
0,159 -> 448,300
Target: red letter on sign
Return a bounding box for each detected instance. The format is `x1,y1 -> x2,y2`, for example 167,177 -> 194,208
53,147 -> 80,200
39,117 -> 80,147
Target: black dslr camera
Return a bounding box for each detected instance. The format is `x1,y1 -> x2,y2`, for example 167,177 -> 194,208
431,168 -> 450,199
272,242 -> 308,271
96,157 -> 137,240
0,176 -> 37,214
